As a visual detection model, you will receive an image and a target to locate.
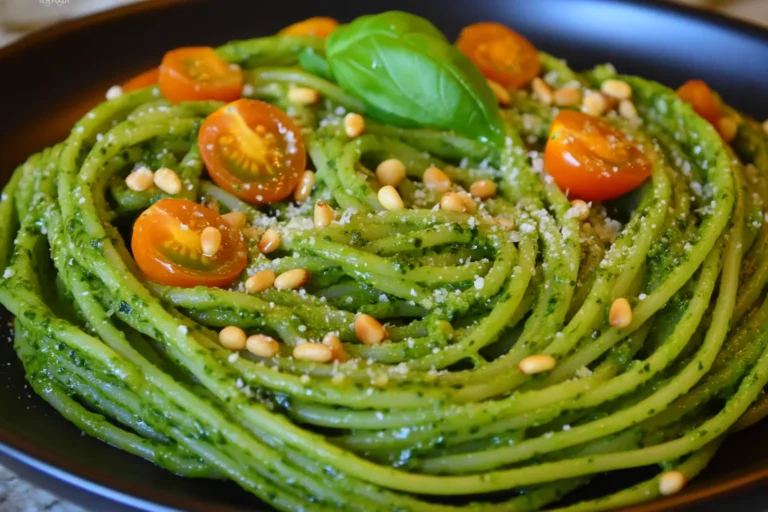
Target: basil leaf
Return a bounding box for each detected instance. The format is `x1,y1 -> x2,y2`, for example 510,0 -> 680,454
298,48 -> 333,81
326,11 -> 504,145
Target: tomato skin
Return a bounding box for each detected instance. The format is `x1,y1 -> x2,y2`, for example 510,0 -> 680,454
132,199 -> 247,288
279,17 -> 338,38
123,68 -> 160,92
456,22 -> 540,89
158,47 -> 243,104
198,99 -> 306,205
677,79 -> 721,125
544,110 -> 652,202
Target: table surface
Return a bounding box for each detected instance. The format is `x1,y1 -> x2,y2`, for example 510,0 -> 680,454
0,0 -> 766,510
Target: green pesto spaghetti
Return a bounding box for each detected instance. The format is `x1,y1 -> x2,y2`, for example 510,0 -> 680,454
2,10 -> 768,511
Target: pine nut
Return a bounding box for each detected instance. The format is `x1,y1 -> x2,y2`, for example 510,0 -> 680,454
246,334 -> 280,358
532,77 -> 553,105
322,333 -> 346,362
294,342 -> 333,363
288,87 -> 320,105
423,166 -> 451,192
355,314 -> 387,345
495,217 -> 516,230
375,159 -> 406,187
469,180 -> 497,199
763,119 -> 768,135
294,170 -> 315,202
440,192 -> 467,213
618,99 -> 638,120
487,79 -> 511,106
570,199 -> 590,221
518,354 -> 556,375
601,79 -> 632,100
314,201 -> 335,227
201,226 -> 222,257
609,298 -> 633,329
219,326 -> 246,351
378,185 -> 404,210
258,229 -> 281,254
582,91 -> 607,117
245,269 -> 276,293
241,227 -> 260,239
458,192 -> 477,213
554,87 -> 582,107
221,211 -> 247,229
153,167 -> 182,195
659,471 -> 687,496
274,268 -> 309,290
344,113 -> 365,138
125,167 -> 154,192
717,117 -> 738,143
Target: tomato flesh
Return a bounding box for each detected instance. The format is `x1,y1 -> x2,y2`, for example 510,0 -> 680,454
677,79 -> 721,125
158,47 -> 243,104
132,199 -> 247,288
198,99 -> 306,205
279,17 -> 338,38
544,110 -> 652,202
123,68 -> 160,92
457,22 -> 540,89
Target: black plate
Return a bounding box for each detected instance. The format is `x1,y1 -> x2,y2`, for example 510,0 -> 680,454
1,1 -> 767,510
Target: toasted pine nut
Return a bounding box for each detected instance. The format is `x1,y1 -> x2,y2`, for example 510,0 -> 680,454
153,167 -> 182,195
258,229 -> 281,254
288,87 -> 320,105
487,79 -> 511,106
601,79 -> 632,100
322,333 -> 346,362
344,113 -> 365,138
294,342 -> 333,363
375,159 -> 406,187
570,199 -> 590,221
763,119 -> 768,135
495,217 -> 516,230
532,77 -> 553,105
717,117 -> 738,143
219,326 -> 246,350
609,298 -> 633,328
294,170 -> 315,202
659,471 -> 687,496
618,99 -> 638,120
221,211 -> 247,229
275,268 -> 309,290
440,192 -> 467,213
246,334 -> 280,358
458,192 -> 476,213
518,354 -> 556,375
201,226 -> 222,257
125,167 -> 154,192
241,227 -> 260,239
423,166 -> 451,192
470,180 -> 497,199
245,269 -> 276,294
355,314 -> 387,345
378,185 -> 404,210
554,87 -> 582,107
582,91 -> 607,117
314,201 -> 335,227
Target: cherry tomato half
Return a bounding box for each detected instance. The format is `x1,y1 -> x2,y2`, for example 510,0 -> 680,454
279,16 -> 338,39
158,47 -> 243,104
123,68 -> 160,92
677,79 -> 721,126
198,99 -> 306,205
544,110 -> 652,202
132,198 -> 247,288
457,22 -> 540,89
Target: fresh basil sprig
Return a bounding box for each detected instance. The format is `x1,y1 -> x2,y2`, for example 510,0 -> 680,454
326,11 -> 504,145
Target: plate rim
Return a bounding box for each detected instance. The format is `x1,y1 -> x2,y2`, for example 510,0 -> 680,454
0,0 -> 767,511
